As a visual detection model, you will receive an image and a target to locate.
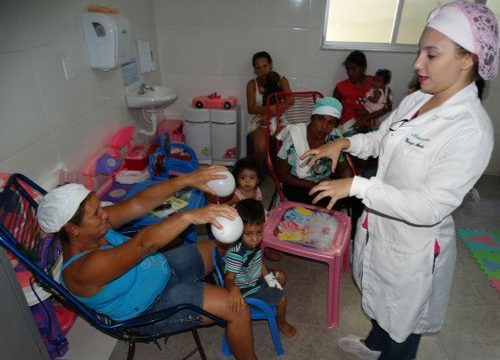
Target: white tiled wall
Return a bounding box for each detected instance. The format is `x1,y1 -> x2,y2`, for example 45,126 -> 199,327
0,0 -> 162,186
1,0 -> 499,183
154,0 -> 417,116
153,0 -> 500,175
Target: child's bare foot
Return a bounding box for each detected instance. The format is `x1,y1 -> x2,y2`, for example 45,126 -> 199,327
278,321 -> 297,338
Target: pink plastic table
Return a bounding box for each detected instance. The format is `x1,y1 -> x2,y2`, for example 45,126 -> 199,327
261,201 -> 351,328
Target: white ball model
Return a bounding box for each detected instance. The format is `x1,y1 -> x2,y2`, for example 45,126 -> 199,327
211,216 -> 244,244
206,170 -> 235,197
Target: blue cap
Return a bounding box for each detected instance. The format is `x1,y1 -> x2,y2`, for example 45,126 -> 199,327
312,97 -> 343,118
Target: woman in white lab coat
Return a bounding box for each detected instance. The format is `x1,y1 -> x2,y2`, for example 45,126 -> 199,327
302,2 -> 498,359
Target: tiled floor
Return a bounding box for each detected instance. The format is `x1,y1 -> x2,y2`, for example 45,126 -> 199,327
104,175 -> 500,360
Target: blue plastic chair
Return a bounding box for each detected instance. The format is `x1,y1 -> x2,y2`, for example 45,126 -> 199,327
211,247 -> 285,357
0,173 -> 225,360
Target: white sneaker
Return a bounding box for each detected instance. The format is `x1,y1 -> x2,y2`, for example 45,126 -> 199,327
338,335 -> 381,360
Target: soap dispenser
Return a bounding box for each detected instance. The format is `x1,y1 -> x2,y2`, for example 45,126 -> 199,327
81,13 -> 134,71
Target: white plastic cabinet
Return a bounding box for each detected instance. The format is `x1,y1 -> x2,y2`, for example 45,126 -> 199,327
210,107 -> 239,166
184,106 -> 240,166
184,108 -> 212,165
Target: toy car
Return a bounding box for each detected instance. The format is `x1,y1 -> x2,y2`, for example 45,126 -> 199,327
192,92 -> 238,109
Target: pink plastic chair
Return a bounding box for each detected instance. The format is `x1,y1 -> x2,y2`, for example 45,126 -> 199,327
261,201 -> 351,328
262,92 -> 352,328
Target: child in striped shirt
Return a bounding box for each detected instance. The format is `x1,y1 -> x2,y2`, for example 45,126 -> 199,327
224,199 -> 297,337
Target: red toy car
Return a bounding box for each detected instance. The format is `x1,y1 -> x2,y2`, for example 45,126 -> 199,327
192,92 -> 238,109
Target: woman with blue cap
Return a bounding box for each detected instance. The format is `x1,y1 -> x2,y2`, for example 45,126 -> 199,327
275,97 -> 354,206
302,1 -> 498,359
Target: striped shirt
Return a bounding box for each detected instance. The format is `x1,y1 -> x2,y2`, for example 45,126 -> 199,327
224,242 -> 263,297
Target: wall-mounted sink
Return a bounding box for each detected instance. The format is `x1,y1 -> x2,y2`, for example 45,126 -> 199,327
126,84 -> 177,109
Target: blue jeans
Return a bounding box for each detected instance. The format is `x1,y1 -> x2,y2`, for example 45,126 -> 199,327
365,319 -> 421,360
241,275 -> 283,306
142,244 -> 206,334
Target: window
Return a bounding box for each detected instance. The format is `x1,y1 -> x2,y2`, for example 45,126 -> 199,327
323,0 -> 483,52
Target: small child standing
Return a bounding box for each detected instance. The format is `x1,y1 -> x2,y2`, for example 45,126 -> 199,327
356,68 -> 392,130
226,157 -> 263,205
224,199 -> 297,337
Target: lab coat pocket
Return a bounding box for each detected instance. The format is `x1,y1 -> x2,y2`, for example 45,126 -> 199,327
368,238 -> 433,295
398,143 -> 427,166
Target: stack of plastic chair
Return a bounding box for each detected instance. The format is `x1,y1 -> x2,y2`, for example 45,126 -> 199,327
211,247 -> 284,356
262,91 -> 352,328
0,173 -> 225,360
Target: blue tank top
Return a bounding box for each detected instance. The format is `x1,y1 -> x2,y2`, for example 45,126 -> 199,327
61,229 -> 170,321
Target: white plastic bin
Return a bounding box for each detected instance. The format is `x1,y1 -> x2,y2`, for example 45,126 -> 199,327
211,107 -> 239,166
184,108 -> 212,165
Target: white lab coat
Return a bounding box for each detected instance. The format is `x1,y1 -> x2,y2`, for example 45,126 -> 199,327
347,82 -> 494,343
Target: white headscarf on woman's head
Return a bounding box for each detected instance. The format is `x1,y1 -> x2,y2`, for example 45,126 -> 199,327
37,184 -> 90,233
426,0 -> 499,80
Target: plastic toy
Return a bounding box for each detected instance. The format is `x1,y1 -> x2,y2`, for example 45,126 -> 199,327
110,126 -> 157,171
153,153 -> 166,177
148,135 -> 199,180
192,92 -> 237,109
114,170 -> 149,184
206,170 -> 235,197
222,147 -> 237,159
211,216 -> 244,244
80,147 -> 123,194
157,118 -> 185,143
80,125 -> 157,198
96,153 -> 122,174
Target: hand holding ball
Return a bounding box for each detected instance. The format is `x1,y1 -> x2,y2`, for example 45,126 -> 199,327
206,171 -> 235,197
211,216 -> 244,244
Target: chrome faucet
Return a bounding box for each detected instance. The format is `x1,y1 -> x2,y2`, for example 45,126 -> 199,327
138,83 -> 154,95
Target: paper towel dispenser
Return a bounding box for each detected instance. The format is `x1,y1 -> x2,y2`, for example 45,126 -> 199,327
137,39 -> 157,73
81,13 -> 134,71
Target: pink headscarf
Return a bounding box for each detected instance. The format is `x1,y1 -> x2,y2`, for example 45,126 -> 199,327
427,1 -> 499,80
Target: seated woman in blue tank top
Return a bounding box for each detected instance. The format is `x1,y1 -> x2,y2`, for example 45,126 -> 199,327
36,166 -> 258,360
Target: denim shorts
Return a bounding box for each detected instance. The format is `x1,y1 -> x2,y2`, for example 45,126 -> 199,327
142,243 -> 206,334
242,274 -> 283,306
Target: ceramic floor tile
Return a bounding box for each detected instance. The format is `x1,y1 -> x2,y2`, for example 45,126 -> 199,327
416,335 -> 448,360
440,337 -> 500,360
61,317 -> 117,360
